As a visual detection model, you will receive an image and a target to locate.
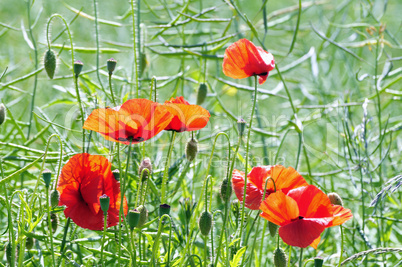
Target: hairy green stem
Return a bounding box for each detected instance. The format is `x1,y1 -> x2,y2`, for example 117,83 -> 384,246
130,0 -> 140,97
45,188 -> 56,266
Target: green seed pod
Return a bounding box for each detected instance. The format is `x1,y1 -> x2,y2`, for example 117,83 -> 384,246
273,248 -> 288,267
42,168 -> 52,188
159,204 -> 171,218
314,257 -> 324,267
198,211 -> 212,236
74,60 -> 84,78
50,190 -> 60,208
128,209 -> 140,230
220,178 -> 232,202
237,118 -> 246,137
268,221 -> 279,238
139,157 -> 152,181
99,194 -> 110,215
112,169 -> 120,181
185,138 -> 198,162
196,83 -> 208,105
26,236 -> 34,250
328,192 -> 343,206
107,58 -> 117,75
6,242 -> 12,265
136,205 -> 148,228
44,49 -> 57,79
0,103 -> 6,125
50,213 -> 58,233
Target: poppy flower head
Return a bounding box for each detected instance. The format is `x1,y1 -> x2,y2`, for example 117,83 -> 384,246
163,96 -> 211,132
83,99 -> 173,145
260,185 -> 352,248
222,39 -> 275,85
57,153 -> 128,230
231,165 -> 308,210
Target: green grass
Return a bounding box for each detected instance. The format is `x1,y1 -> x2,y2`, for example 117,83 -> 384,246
1,0 -> 402,266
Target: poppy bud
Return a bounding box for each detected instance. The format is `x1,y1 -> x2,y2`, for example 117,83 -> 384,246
6,242 -> 12,265
128,209 -> 140,230
112,169 -> 120,181
159,204 -> 171,218
314,257 -> 324,267
99,194 -> 110,215
137,205 -> 148,228
268,221 -> 279,237
50,213 -> 58,233
220,178 -> 232,202
196,83 -> 208,105
42,168 -> 52,188
185,138 -> 198,162
328,192 -> 343,206
273,248 -> 288,267
139,157 -> 152,181
237,118 -> 246,137
26,236 -> 34,250
0,103 -> 5,125
50,190 -> 60,208
44,49 -> 57,79
198,211 -> 212,236
107,58 -> 117,75
74,60 -> 84,78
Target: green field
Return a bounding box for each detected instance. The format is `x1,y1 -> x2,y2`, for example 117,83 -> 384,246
1,0 -> 402,266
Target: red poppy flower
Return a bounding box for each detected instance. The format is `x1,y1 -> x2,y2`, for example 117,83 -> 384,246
57,153 -> 128,230
232,165 -> 308,210
222,39 -> 275,85
83,98 -> 173,145
163,96 -> 210,132
260,185 -> 352,248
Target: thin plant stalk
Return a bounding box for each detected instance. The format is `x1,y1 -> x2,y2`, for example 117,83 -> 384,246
130,0 -> 140,97
161,131 -> 176,204
100,213 -> 107,267
299,247 -> 303,267
338,225 -> 344,267
45,188 -> 56,266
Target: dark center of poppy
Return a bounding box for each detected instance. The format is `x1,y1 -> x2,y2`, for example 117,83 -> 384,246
291,216 -> 304,222
258,72 -> 268,76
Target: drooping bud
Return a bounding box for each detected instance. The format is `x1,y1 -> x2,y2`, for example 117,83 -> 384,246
99,194 -> 110,215
74,60 -> 84,78
185,138 -> 198,162
44,49 -> 56,79
42,168 -> 52,188
220,178 -> 232,202
139,157 -> 152,181
328,192 -> 343,206
0,103 -> 5,125
128,209 -> 140,230
273,248 -> 288,267
137,205 -> 148,228
196,83 -> 208,105
237,118 -> 246,137
112,169 -> 120,181
314,257 -> 324,267
26,236 -> 34,250
268,221 -> 279,238
50,213 -> 58,233
198,211 -> 212,236
107,58 -> 117,75
50,190 -> 60,208
159,204 -> 171,218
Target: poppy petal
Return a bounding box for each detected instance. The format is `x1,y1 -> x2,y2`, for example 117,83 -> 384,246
310,235 -> 321,249
270,165 -> 308,195
279,218 -> 327,248
232,169 -> 263,210
330,205 -> 353,226
247,166 -> 271,191
259,190 -> 299,226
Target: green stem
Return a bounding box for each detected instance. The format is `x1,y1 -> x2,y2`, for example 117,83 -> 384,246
101,212 -> 107,267
338,225 -> 344,267
161,131 -> 176,204
58,217 -> 71,266
130,0 -> 140,97
239,75 -> 258,243
299,247 -> 303,267
74,76 -> 86,153
109,74 -> 117,107
46,188 -> 56,266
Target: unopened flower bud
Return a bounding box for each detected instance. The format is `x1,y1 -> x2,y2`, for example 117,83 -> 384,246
137,205 -> 148,228
198,211 -> 212,236
107,58 -> 117,75
186,138 -> 198,162
44,49 -> 57,79
99,194 -> 110,215
139,158 -> 152,181
196,83 -> 208,105
269,221 -> 279,237
274,248 -> 288,267
26,237 -> 34,250
50,190 -> 60,208
314,257 -> 324,267
112,169 -> 120,181
0,104 -> 6,125
50,213 -> 58,233
237,118 -> 246,137
328,192 -> 343,206
128,209 -> 140,230
74,60 -> 83,78
159,204 -> 171,218
220,178 -> 232,202
42,169 -> 52,188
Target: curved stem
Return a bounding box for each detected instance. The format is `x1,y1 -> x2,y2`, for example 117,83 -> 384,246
161,132 -> 176,204
152,214 -> 172,266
